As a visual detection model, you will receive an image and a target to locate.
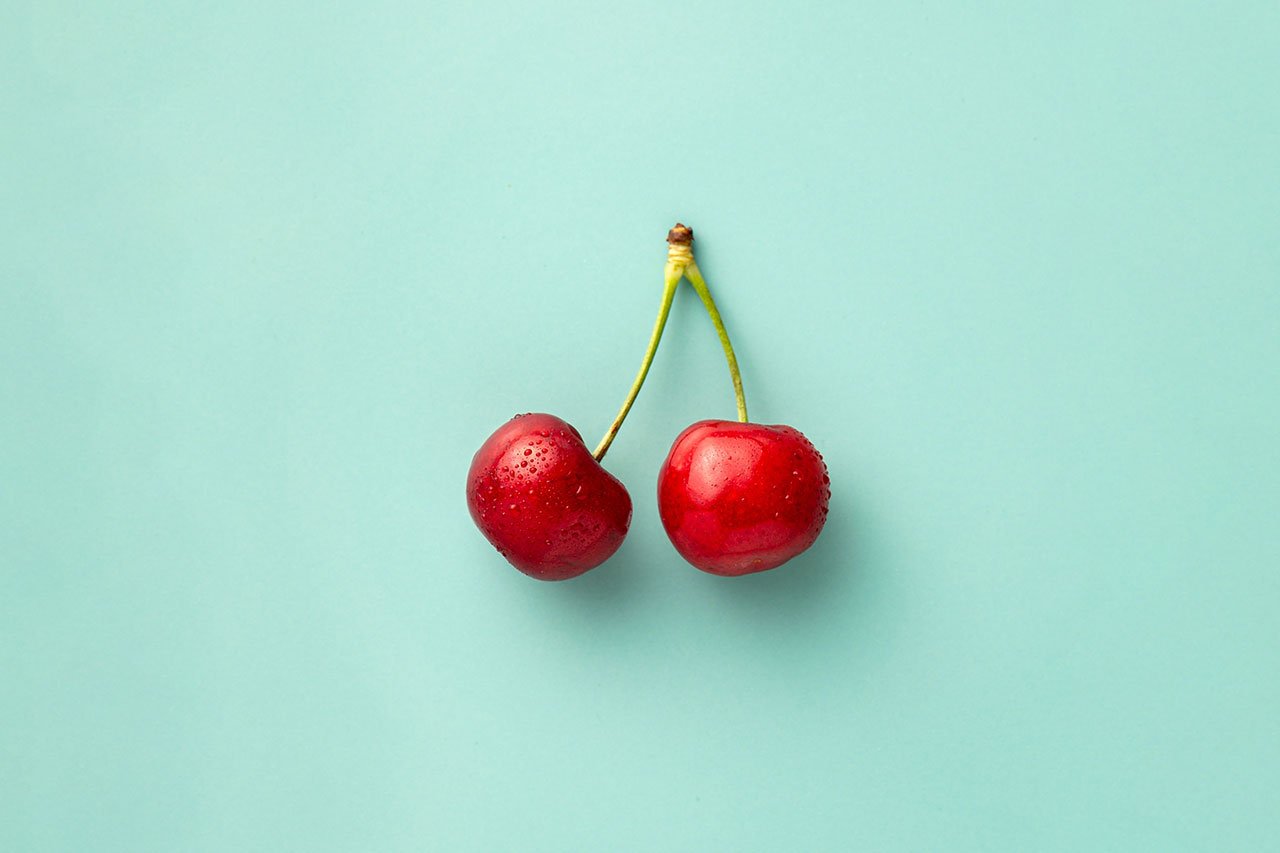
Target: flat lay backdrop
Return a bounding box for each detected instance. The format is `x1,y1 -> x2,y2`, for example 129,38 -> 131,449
3,2 -> 1278,850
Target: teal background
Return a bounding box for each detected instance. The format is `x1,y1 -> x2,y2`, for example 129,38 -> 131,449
3,2 -> 1278,850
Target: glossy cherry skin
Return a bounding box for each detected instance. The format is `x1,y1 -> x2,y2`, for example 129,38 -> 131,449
657,420 -> 829,576
467,413 -> 632,580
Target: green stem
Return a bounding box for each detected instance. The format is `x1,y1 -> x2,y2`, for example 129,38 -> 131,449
592,264 -> 682,461
683,261 -> 749,423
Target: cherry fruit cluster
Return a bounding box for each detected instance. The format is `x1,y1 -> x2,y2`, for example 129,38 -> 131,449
466,224 -> 830,580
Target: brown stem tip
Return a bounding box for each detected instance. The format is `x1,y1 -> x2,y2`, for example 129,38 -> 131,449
666,223 -> 694,245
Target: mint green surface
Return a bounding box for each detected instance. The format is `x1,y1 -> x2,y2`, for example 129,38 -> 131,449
3,3 -> 1279,850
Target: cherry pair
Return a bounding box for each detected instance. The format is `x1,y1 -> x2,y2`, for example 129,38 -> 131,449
466,224 -> 830,581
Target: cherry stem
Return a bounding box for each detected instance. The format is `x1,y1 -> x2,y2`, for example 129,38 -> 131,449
592,223 -> 750,461
592,264 -> 681,461
682,261 -> 749,423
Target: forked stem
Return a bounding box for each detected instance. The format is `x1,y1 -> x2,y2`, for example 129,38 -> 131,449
592,223 -> 750,461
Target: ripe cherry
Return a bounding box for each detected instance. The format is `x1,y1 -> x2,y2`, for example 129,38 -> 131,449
658,420 -> 829,576
655,224 -> 831,575
466,228 -> 685,580
467,413 -> 631,581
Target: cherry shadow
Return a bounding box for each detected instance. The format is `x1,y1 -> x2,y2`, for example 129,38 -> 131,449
683,485 -> 881,638
546,536 -> 648,605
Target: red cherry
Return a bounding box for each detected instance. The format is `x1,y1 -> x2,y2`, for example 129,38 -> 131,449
467,413 -> 632,580
658,420 -> 830,576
